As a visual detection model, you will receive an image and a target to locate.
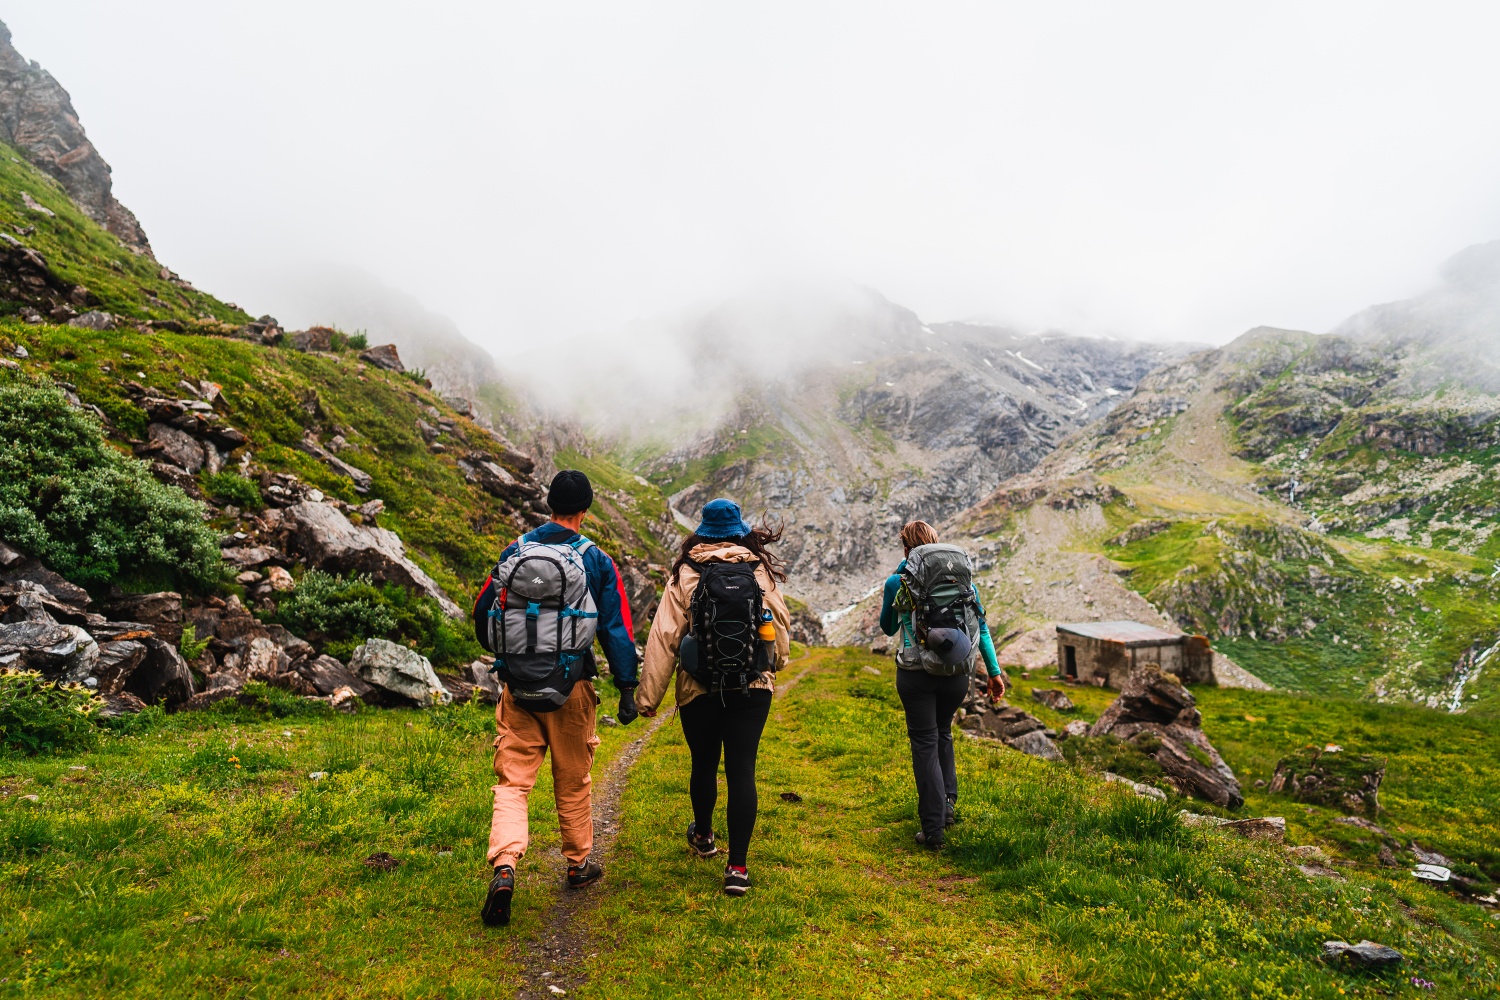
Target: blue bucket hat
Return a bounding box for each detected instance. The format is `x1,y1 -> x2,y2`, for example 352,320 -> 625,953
695,498 -> 753,541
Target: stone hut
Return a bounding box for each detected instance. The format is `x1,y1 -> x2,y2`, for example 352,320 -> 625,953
1055,620 -> 1212,688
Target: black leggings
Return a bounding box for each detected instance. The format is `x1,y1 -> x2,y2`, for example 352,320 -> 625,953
677,689 -> 773,867
896,668 -> 970,840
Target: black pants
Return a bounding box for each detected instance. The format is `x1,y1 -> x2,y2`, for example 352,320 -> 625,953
896,668 -> 969,841
677,688 -> 773,867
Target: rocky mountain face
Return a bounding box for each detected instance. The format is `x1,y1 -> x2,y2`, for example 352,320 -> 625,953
0,20 -> 151,255
637,289 -> 1187,611
879,242 -> 1500,716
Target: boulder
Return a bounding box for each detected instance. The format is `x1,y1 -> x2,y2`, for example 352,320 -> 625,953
242,636 -> 289,681
359,344 -> 405,372
468,659 -> 501,703
1031,688 -> 1075,712
68,310 -> 115,331
439,673 -> 480,704
280,501 -> 463,617
0,540 -> 24,570
96,692 -> 147,718
93,639 -> 147,694
297,654 -> 375,701
351,639 -> 451,707
220,545 -> 282,569
1007,728 -> 1065,762
1322,940 -> 1403,969
1089,665 -> 1243,808
288,326 -> 335,352
266,566 -> 295,591
103,592 -> 182,640
147,422 -> 206,473
1060,719 -> 1090,739
329,685 -> 362,713
1269,747 -> 1384,817
124,638 -> 195,708
1221,816 -> 1286,842
0,621 -> 98,681
0,556 -> 90,607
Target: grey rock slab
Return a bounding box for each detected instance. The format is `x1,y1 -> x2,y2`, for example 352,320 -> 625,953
351,638 -> 451,707
1103,772 -> 1167,800
298,654 -> 375,700
147,422 -> 206,473
1005,728 -> 1064,762
281,501 -> 462,617
124,637 -> 195,708
1322,940 -> 1403,968
0,621 -> 98,681
359,344 -> 405,372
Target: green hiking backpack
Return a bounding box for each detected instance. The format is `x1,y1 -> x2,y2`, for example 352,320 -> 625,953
894,543 -> 983,676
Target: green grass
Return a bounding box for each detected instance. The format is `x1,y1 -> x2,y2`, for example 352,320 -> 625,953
0,684 -> 650,998
0,143 -> 245,325
583,651 -> 1500,998
3,652 -> 1498,997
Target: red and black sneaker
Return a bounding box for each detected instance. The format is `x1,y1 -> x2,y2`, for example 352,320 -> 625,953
481,865 -> 515,927
687,821 -> 718,859
723,865 -> 750,896
567,859 -> 604,889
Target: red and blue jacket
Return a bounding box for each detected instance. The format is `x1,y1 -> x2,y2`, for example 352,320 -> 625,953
471,522 -> 640,689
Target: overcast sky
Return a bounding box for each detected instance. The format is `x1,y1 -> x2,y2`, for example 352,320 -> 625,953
7,1 -> 1500,349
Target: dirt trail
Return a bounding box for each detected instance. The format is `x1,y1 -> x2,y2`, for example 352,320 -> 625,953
511,712 -> 668,1000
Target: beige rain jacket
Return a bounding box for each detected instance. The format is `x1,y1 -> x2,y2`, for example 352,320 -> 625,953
637,542 -> 791,711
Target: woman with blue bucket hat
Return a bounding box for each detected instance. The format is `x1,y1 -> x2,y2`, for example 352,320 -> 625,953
637,498 -> 792,896
877,519 -> 1006,849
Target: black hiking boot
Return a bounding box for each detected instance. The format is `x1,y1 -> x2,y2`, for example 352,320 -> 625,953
481,865 -> 515,927
723,864 -> 750,896
915,831 -> 944,850
687,821 -> 718,859
566,859 -> 604,889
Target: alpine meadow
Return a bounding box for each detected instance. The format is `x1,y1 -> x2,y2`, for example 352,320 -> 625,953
2,8 -> 1500,1000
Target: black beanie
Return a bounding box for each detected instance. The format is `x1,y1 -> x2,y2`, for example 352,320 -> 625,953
547,470 -> 593,515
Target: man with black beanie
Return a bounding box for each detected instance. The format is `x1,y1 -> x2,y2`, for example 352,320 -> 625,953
472,470 -> 641,926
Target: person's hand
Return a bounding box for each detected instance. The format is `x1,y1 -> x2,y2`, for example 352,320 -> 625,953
987,674 -> 1007,704
617,687 -> 639,726
639,705 -> 657,718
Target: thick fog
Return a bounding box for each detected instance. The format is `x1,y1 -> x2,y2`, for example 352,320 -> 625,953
8,2 -> 1500,353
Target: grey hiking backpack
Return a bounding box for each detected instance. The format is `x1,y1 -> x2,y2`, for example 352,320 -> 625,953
486,535 -> 599,711
894,543 -> 983,676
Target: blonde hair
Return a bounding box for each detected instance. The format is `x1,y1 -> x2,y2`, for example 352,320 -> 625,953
900,520 -> 939,553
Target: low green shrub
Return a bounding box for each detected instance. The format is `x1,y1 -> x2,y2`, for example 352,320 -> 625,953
0,670 -> 99,757
200,470 -> 262,510
266,570 -> 483,669
0,376 -> 222,591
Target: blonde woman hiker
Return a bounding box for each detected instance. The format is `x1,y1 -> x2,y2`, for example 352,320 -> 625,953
636,498 -> 791,896
877,519 -> 1006,849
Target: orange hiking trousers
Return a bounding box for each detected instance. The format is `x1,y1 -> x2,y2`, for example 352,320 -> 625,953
487,680 -> 600,869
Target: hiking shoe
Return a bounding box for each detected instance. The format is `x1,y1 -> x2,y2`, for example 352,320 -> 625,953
723,865 -> 750,896
945,795 -> 958,828
915,831 -> 944,850
566,859 -> 604,889
481,865 -> 515,927
687,821 -> 718,859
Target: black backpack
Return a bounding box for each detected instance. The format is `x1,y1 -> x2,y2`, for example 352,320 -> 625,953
682,559 -> 769,695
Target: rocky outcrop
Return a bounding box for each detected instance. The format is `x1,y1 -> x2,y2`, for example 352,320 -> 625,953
0,20 -> 152,254
1269,746 -> 1384,817
1088,665 -> 1243,808
279,500 -> 463,618
958,681 -> 1064,762
0,621 -> 97,681
351,638 -> 451,707
359,344 -> 405,372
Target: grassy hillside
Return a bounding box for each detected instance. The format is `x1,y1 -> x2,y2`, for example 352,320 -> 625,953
5,652 -> 1495,998
3,318 -> 539,605
949,330 -> 1500,715
0,143 -> 246,325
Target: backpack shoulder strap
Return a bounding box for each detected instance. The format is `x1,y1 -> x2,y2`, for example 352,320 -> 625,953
568,534 -> 595,556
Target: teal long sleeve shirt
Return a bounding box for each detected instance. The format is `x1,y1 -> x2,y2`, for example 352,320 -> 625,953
877,562 -> 1001,677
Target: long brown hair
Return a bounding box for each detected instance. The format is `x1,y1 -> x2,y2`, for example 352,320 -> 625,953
671,519 -> 787,584
900,519 -> 939,554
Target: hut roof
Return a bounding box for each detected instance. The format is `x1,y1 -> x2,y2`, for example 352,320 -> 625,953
1055,621 -> 1185,647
